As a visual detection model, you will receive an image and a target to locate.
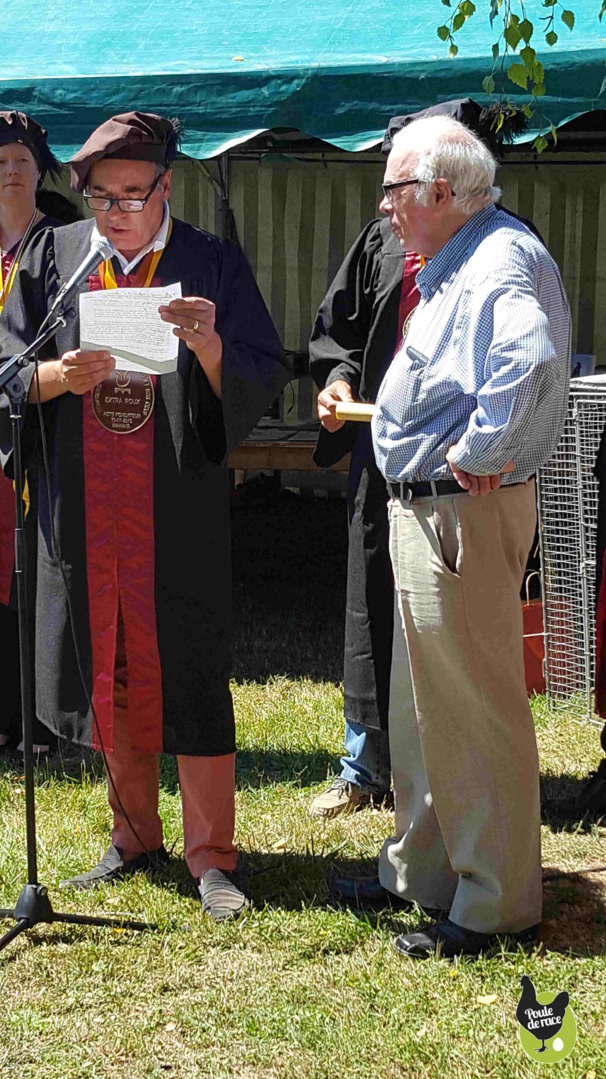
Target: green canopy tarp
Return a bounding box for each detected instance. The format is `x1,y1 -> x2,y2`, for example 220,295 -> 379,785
1,0 -> 604,158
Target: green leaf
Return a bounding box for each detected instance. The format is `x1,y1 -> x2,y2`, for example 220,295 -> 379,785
441,0 -> 451,6
545,30 -> 558,45
600,0 -> 606,21
483,75 -> 496,94
533,135 -> 549,153
437,24 -> 450,40
496,111 -> 505,132
504,23 -> 522,49
532,82 -> 546,96
507,62 -> 528,89
508,12 -> 519,25
543,0 -> 557,7
460,0 -> 476,15
522,103 -> 534,119
519,18 -> 534,43
533,60 -> 545,83
550,122 -> 558,146
520,45 -> 536,71
492,41 -> 499,60
561,9 -> 575,30
449,42 -> 459,57
452,11 -> 465,31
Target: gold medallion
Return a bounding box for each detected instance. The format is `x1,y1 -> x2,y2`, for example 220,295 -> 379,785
92,371 -> 154,434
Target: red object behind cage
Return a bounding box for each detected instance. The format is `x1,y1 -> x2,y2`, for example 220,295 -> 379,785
522,572 -> 545,696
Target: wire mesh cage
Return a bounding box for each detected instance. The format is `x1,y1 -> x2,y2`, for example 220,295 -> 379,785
538,377 -> 606,723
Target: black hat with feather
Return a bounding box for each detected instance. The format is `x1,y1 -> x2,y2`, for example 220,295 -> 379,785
381,98 -> 528,158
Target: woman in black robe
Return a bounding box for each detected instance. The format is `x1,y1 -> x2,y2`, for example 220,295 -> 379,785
0,110 -> 63,754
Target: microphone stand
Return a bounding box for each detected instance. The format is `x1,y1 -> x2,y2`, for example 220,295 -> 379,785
0,319 -> 155,954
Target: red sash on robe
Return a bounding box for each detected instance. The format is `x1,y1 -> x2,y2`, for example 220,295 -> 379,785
0,250 -> 18,606
396,250 -> 422,346
83,270 -> 163,752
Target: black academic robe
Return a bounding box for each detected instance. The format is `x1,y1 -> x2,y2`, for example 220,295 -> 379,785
0,217 -> 290,756
0,212 -> 60,746
309,217 -> 405,732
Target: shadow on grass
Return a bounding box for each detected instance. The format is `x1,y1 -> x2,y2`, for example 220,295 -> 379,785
241,849 -> 380,912
542,868 -> 606,957
156,749 -> 341,795
0,744 -> 342,798
0,744 -> 105,785
236,748 -> 341,790
541,771 -> 606,831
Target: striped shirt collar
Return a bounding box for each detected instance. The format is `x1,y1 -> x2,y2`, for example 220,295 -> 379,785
416,203 -> 498,300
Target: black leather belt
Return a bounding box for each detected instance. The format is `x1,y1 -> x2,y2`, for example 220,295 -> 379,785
387,479 -> 462,501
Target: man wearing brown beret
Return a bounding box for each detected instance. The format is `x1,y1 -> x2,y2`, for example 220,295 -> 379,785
0,112 -> 290,919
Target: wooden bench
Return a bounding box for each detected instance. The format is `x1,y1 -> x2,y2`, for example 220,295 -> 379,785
227,419 -> 350,474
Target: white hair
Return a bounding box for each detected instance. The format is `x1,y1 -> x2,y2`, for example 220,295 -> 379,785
391,116 -> 501,215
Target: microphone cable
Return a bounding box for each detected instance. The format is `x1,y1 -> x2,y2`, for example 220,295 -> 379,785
31,356 -> 153,860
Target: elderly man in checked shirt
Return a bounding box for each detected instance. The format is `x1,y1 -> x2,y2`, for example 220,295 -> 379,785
361,116 -> 571,960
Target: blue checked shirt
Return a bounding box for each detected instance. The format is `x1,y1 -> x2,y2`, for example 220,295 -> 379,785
372,204 -> 571,484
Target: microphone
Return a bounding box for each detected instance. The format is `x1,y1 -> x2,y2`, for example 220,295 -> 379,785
48,236 -> 115,317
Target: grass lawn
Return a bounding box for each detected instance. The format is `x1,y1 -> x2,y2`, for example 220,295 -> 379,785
1,491 -> 605,1078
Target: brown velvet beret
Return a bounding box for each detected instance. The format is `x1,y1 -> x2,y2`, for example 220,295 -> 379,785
0,111 -> 62,181
70,112 -> 183,192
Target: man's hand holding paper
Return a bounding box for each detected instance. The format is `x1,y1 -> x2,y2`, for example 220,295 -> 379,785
159,295 -> 223,399
79,282 -> 182,375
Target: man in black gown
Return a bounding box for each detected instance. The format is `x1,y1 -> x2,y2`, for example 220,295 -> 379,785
309,100 -> 506,820
0,112 -> 290,919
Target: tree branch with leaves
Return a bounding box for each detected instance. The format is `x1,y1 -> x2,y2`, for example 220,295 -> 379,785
437,0 -> 604,150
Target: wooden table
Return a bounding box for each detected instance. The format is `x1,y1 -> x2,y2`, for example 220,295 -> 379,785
227,419 -> 350,474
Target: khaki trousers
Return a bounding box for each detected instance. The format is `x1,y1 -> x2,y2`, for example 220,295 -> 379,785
379,480 -> 542,933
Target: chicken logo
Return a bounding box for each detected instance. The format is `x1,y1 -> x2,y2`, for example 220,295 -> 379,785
517,975 -> 577,1063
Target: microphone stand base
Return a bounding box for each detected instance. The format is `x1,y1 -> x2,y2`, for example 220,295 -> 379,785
0,884 -> 156,952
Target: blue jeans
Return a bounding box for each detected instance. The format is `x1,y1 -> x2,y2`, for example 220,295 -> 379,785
340,719 -> 391,795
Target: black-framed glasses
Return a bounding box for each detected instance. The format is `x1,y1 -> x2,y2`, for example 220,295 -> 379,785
381,178 -> 423,203
83,172 -> 162,212
381,177 -> 456,204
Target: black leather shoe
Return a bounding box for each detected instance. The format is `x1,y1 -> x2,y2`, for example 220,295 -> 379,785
394,918 -> 540,960
332,875 -> 443,917
59,844 -> 169,891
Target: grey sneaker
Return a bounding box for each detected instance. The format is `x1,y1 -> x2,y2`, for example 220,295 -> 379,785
310,777 -> 373,819
198,868 -> 250,922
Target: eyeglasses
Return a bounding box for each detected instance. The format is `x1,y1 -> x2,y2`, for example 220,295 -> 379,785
381,177 -> 456,206
381,178 -> 424,204
83,172 -> 162,212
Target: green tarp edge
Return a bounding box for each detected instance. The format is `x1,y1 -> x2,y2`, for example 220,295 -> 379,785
1,49 -> 604,159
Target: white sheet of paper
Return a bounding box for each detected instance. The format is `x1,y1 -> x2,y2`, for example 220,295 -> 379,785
79,282 -> 182,375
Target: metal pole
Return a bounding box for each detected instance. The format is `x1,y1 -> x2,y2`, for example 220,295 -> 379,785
573,398 -> 593,722
220,152 -> 230,240
536,470 -> 551,706
10,394 -> 38,884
